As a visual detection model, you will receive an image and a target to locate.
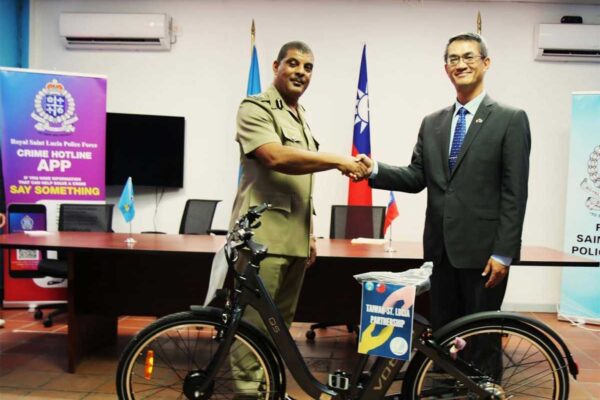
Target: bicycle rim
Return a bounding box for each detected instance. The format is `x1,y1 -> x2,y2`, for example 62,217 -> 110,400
408,323 -> 568,399
118,313 -> 280,399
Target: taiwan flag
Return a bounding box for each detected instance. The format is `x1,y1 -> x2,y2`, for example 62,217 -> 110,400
348,45 -> 372,206
384,191 -> 399,235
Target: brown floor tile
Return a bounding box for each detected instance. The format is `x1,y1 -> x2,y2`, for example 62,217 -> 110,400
21,353 -> 68,373
578,368 -> 600,384
569,379 -> 597,400
570,348 -> 600,369
0,311 -> 598,399
75,359 -> 118,375
23,389 -> 87,399
0,370 -> 61,389
93,378 -> 118,394
117,316 -> 156,329
580,382 -> 600,399
0,352 -> 34,373
0,387 -> 32,399
81,394 -> 118,399
40,373 -> 108,393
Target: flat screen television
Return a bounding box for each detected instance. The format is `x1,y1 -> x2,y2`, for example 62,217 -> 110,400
105,112 -> 185,188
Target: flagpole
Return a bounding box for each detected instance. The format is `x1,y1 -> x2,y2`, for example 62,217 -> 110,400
251,19 -> 255,51
385,222 -> 396,253
126,222 -> 136,244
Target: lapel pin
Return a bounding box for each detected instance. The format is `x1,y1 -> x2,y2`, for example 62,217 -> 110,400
475,118 -> 483,124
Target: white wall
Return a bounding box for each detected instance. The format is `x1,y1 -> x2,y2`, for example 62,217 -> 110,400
28,0 -> 600,310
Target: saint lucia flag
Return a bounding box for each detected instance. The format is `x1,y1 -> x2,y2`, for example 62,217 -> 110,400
118,177 -> 135,223
246,20 -> 261,96
239,20 -> 262,183
348,45 -> 372,206
247,44 -> 261,96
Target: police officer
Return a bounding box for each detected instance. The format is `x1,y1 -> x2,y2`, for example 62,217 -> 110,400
229,41 -> 366,398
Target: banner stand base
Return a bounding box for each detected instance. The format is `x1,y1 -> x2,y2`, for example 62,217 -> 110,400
557,312 -> 600,326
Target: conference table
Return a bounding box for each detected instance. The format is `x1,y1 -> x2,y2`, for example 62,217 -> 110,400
0,231 -> 596,373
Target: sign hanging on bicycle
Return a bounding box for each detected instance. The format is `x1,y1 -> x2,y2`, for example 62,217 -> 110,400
358,282 -> 416,360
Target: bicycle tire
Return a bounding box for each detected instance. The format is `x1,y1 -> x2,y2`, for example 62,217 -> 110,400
116,309 -> 284,399
402,317 -> 569,399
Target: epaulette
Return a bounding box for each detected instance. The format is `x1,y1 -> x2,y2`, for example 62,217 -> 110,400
246,93 -> 269,103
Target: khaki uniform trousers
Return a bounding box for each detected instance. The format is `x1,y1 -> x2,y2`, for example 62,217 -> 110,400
230,250 -> 307,395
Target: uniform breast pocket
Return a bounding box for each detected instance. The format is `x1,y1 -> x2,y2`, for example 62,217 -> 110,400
250,190 -> 292,215
281,128 -> 305,148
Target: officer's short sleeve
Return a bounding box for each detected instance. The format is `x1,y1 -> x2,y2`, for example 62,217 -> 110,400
236,101 -> 281,155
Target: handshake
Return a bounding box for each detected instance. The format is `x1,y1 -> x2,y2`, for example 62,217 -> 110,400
338,154 -> 373,182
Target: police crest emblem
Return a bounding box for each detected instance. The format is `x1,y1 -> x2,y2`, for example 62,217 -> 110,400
580,145 -> 600,214
20,215 -> 35,231
31,79 -> 78,134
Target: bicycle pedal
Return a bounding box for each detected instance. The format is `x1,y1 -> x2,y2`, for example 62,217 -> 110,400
328,370 -> 350,391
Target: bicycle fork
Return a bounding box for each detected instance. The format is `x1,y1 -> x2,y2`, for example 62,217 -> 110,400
181,306 -> 245,399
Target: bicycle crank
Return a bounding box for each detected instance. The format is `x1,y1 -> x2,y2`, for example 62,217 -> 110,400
480,382 -> 507,399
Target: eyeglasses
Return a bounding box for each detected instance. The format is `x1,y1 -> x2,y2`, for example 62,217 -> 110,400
446,54 -> 484,66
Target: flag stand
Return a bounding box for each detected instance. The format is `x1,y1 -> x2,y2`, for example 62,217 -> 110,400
125,222 -> 136,244
385,223 -> 396,253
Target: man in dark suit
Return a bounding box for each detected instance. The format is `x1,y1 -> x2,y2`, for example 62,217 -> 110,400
359,32 -> 531,333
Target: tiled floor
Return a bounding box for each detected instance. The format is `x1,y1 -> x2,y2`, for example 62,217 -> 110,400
0,309 -> 598,399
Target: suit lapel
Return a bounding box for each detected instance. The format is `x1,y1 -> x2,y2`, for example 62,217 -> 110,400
450,95 -> 495,179
437,106 -> 454,181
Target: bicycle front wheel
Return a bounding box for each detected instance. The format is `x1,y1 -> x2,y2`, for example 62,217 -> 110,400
403,317 -> 569,399
116,310 -> 284,399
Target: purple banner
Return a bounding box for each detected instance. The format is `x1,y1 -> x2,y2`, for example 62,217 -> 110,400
1,68 -> 106,204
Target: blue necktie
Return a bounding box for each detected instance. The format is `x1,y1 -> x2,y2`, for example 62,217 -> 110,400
449,107 -> 468,172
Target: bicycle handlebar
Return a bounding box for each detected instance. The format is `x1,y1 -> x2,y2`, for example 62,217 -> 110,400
224,203 -> 271,267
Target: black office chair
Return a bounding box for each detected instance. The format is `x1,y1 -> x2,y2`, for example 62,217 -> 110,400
179,199 -> 226,235
306,204 -> 386,341
34,203 -> 114,327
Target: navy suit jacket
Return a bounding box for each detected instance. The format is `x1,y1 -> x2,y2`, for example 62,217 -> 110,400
371,95 -> 531,269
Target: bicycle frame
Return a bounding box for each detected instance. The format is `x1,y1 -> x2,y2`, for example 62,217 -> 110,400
117,205 -> 578,400
196,247 -> 493,399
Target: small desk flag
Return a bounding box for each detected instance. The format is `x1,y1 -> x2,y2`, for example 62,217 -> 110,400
348,45 -> 372,206
118,177 -> 135,223
384,191 -> 399,234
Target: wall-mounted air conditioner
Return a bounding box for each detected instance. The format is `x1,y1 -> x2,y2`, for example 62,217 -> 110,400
59,13 -> 173,51
535,23 -> 600,62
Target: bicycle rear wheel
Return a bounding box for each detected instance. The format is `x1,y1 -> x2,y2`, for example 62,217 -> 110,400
403,317 -> 569,399
116,310 -> 284,399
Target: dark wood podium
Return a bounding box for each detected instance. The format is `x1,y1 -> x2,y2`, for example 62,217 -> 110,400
0,232 -> 596,372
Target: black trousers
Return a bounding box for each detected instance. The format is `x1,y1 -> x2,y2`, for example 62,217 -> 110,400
429,252 -> 509,381
429,252 -> 509,331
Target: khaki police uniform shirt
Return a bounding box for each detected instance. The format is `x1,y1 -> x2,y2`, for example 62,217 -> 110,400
230,85 -> 319,258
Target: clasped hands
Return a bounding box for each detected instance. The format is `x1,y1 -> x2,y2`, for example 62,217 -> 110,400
339,154 -> 373,182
